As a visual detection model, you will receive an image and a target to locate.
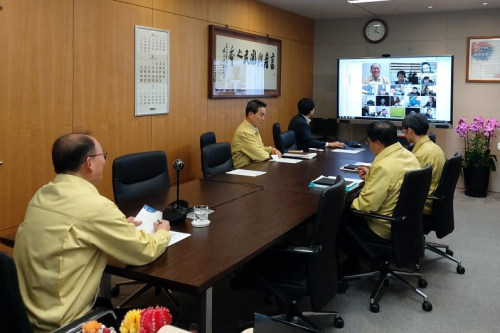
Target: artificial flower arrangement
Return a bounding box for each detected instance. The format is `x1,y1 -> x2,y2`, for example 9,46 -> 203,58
82,321 -> 116,333
456,116 -> 500,171
82,306 -> 172,333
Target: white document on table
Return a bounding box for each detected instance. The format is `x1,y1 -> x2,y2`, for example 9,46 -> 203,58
134,205 -> 190,246
270,155 -> 302,163
331,148 -> 365,154
226,169 -> 267,177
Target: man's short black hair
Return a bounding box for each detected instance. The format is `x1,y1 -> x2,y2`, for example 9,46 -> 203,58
297,98 -> 315,116
366,120 -> 397,147
402,112 -> 429,136
397,70 -> 406,77
246,99 -> 266,116
52,132 -> 95,174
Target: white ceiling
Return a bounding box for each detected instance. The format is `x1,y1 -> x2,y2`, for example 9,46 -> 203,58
258,0 -> 500,20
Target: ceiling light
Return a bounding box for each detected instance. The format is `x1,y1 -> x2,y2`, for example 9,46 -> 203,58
347,0 -> 394,4
427,6 -> 433,9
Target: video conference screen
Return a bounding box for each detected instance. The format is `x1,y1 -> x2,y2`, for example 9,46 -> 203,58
337,55 -> 454,128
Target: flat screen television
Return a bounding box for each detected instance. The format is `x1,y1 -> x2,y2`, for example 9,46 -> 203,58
337,55 -> 454,128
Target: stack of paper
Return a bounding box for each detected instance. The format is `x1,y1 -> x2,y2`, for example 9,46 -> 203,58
283,152 -> 317,160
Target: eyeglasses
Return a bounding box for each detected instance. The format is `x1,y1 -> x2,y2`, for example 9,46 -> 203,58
400,126 -> 408,132
88,151 -> 108,160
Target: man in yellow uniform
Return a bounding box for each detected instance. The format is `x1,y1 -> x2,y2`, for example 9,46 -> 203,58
402,112 -> 446,215
231,99 -> 281,168
339,121 -> 420,274
14,133 -> 171,332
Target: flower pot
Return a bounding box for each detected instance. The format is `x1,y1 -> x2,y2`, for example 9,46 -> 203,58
463,165 -> 490,197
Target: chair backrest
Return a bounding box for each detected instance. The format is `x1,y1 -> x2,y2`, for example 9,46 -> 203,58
307,177 -> 346,311
390,165 -> 432,267
428,132 -> 436,143
279,131 -> 297,153
432,152 -> 462,238
201,142 -> 234,178
200,132 -> 216,149
0,251 -> 33,333
112,151 -> 170,207
272,123 -> 282,152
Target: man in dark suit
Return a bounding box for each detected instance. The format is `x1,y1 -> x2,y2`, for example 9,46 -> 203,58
288,98 -> 344,151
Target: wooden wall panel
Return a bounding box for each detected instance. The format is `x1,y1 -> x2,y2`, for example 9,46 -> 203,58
153,0 -> 209,20
151,12 -> 209,181
74,0 -> 153,199
279,39 -> 314,127
1,0 -> 314,232
208,0 -> 249,30
119,0 -> 153,8
248,0 -> 281,37
280,10 -> 314,44
0,0 -> 73,231
207,99 -> 249,144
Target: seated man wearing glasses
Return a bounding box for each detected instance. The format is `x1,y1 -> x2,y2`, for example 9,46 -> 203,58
402,113 -> 445,215
339,121 -> 420,274
14,133 -> 171,332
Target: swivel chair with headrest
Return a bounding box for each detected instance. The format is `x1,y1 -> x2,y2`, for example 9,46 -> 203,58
423,152 -> 465,274
232,177 -> 347,331
0,251 -> 116,333
342,165 -> 433,313
279,131 -> 298,153
111,151 -> 179,309
200,131 -> 216,149
201,142 -> 234,178
272,123 -> 282,152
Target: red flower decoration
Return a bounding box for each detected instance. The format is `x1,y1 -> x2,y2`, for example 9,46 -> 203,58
139,306 -> 172,333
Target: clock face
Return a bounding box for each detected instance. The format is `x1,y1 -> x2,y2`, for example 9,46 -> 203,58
364,19 -> 388,43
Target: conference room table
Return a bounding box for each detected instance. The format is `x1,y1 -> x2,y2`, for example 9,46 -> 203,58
104,144 -> 374,332
1,144 -> 375,333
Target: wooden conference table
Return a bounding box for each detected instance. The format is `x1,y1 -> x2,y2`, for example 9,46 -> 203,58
1,145 -> 374,333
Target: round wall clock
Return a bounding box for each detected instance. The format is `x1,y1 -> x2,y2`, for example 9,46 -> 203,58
363,19 -> 388,44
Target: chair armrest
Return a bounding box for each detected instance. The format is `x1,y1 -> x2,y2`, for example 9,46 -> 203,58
53,308 -> 117,333
351,209 -> 403,223
270,244 -> 321,256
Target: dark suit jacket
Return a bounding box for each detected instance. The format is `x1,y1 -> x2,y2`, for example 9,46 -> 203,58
288,114 -> 325,150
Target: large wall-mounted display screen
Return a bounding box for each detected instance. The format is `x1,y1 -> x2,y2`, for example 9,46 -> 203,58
337,55 -> 454,128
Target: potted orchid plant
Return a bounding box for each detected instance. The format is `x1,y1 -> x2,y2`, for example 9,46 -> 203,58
456,116 -> 500,197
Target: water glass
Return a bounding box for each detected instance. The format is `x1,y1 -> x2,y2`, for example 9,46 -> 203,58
194,205 -> 209,221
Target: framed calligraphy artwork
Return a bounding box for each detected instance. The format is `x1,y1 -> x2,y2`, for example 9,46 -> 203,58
209,25 -> 281,98
466,36 -> 500,83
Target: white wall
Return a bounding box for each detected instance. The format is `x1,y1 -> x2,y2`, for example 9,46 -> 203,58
313,9 -> 500,192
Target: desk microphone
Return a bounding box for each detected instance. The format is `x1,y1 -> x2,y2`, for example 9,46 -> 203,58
162,159 -> 189,224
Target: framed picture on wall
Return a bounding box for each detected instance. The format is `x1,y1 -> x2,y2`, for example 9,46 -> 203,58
209,25 -> 281,98
466,36 -> 500,83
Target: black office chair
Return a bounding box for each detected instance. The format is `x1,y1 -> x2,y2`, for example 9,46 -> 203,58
111,151 -> 179,309
428,131 -> 436,143
423,152 -> 465,274
279,130 -> 298,153
201,142 -> 234,177
200,131 -> 216,149
232,177 -> 347,331
0,251 -> 116,333
272,123 -> 282,152
342,165 -> 433,313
